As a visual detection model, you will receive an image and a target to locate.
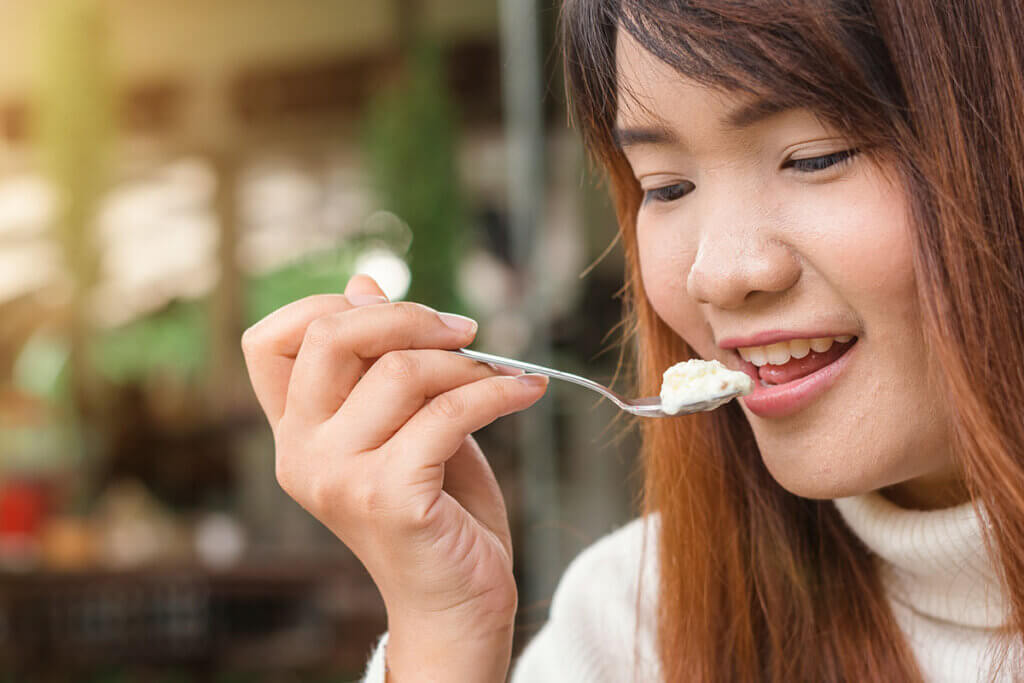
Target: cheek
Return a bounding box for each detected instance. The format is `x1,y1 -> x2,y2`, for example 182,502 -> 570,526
636,223 -> 711,354
816,172 -> 918,326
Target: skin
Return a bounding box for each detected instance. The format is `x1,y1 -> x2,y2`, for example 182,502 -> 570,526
241,274 -> 547,682
615,31 -> 968,510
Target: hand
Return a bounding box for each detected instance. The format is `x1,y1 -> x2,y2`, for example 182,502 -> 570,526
240,276 -> 547,680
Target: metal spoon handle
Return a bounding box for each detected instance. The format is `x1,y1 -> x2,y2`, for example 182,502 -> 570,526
450,348 -> 629,405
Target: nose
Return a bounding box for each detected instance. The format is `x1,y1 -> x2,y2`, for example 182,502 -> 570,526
685,201 -> 801,309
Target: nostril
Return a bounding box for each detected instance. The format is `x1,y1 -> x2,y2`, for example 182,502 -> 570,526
687,237 -> 801,310
686,262 -> 749,309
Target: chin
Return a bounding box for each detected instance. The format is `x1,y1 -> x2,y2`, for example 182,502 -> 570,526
774,477 -> 873,501
758,449 -> 882,501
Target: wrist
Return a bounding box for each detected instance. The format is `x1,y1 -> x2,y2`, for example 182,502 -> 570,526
385,623 -> 513,683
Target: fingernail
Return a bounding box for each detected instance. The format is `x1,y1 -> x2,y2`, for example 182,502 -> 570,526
348,294 -> 388,306
439,313 -> 478,335
489,362 -> 523,376
515,373 -> 548,388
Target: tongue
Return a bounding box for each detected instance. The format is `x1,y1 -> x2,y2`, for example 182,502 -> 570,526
758,340 -> 855,385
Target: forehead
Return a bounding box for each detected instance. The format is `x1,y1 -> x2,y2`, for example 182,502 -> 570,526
614,29 -> 815,155
614,29 -> 757,132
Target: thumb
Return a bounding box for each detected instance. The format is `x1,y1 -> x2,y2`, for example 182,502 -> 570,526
344,274 -> 389,301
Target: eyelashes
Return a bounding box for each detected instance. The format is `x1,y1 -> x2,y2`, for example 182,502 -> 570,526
643,181 -> 695,204
784,148 -> 859,172
641,148 -> 859,205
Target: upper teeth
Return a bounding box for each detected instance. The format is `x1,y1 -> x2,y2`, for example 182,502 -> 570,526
738,335 -> 854,367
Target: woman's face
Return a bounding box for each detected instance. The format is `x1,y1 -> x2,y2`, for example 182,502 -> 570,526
616,32 -> 962,506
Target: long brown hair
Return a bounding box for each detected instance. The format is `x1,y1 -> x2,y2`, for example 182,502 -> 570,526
561,0 -> 1024,680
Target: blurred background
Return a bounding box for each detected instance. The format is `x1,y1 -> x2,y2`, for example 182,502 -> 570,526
0,0 -> 640,680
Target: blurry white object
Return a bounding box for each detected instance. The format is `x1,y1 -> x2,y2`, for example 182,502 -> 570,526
0,242 -> 61,304
195,512 -> 246,569
240,162 -> 319,229
457,248 -> 513,317
354,247 -> 411,301
0,175 -> 54,238
96,479 -> 187,569
362,210 -> 412,255
92,159 -> 220,326
480,310 -> 531,357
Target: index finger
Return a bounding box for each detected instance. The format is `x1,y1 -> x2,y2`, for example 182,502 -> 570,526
240,293 -> 387,432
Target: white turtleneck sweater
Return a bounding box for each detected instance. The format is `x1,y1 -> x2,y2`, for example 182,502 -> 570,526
832,491 -> 1017,681
360,491 -> 1017,682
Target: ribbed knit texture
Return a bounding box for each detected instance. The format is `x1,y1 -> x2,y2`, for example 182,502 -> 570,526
361,492 -> 1016,682
833,490 -> 1017,682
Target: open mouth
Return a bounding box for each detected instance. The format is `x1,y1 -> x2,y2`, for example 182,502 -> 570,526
741,336 -> 858,387
731,335 -> 859,419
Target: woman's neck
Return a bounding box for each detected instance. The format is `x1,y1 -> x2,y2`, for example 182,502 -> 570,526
880,466 -> 970,510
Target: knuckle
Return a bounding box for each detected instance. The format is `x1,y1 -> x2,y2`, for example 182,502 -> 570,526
429,391 -> 465,421
488,377 -> 515,404
307,476 -> 338,515
240,324 -> 265,356
391,301 -> 427,326
347,472 -> 388,518
375,350 -> 419,384
302,316 -> 337,350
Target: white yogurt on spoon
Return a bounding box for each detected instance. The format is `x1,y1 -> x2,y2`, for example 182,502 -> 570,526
660,359 -> 754,415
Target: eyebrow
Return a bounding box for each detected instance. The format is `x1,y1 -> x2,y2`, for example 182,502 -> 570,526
612,123 -> 678,148
613,96 -> 790,150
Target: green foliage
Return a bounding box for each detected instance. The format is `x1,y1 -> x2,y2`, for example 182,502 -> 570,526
89,300 -> 208,384
362,41 -> 466,312
12,333 -> 70,402
82,245 -> 360,387
244,245 -> 356,326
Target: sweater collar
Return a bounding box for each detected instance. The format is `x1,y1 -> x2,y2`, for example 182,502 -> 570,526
833,490 -> 1009,629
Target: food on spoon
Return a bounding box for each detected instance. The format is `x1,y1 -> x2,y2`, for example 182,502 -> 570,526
660,359 -> 754,415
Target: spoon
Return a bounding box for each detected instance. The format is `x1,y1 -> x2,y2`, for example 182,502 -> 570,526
451,348 -> 745,418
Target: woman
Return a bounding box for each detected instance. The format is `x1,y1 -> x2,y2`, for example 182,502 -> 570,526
241,0 -> 1024,680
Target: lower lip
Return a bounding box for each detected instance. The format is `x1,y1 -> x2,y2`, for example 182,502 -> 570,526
739,341 -> 858,419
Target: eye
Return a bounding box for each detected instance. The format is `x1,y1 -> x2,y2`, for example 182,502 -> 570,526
642,181 -> 695,205
784,148 -> 859,172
